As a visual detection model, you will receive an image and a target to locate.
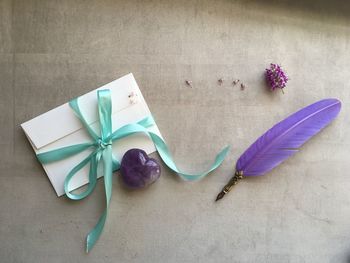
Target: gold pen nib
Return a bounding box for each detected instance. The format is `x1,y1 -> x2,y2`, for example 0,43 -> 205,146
215,171 -> 243,202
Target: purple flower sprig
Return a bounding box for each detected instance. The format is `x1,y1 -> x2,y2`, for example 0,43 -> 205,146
265,63 -> 289,93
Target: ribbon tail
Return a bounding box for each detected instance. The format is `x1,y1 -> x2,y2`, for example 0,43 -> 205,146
149,132 -> 230,181
86,210 -> 107,253
86,146 -> 113,253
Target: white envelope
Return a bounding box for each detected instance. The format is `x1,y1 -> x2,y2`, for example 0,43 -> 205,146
21,73 -> 162,197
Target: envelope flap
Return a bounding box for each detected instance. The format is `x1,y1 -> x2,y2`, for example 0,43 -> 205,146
21,73 -> 146,149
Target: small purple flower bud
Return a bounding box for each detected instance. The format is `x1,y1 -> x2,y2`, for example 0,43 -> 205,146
265,63 -> 289,92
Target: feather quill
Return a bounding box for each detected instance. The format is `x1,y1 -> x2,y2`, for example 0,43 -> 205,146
216,98 -> 341,201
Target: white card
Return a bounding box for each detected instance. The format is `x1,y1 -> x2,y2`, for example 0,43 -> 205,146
21,73 -> 162,196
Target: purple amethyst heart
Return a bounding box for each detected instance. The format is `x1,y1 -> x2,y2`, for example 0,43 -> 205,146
120,148 -> 161,189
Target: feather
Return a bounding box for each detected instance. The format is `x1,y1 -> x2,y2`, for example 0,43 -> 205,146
216,98 -> 341,201
237,98 -> 341,176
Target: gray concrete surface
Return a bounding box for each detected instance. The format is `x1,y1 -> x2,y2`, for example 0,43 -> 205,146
1,0 -> 350,262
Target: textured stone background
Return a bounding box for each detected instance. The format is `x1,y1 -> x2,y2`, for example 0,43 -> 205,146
1,0 -> 350,262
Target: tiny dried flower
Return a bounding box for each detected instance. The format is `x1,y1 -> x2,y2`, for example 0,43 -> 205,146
185,80 -> 193,88
232,79 -> 240,86
218,78 -> 224,85
265,63 -> 289,93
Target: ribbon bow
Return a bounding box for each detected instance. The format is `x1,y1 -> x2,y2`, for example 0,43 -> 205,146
37,89 -> 229,252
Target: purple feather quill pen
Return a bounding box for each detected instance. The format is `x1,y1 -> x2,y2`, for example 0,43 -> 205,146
216,98 -> 341,201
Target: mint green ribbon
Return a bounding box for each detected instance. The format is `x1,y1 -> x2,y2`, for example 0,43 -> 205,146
37,89 -> 229,252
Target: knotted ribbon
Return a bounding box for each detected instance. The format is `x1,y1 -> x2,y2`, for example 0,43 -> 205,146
37,89 -> 229,252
